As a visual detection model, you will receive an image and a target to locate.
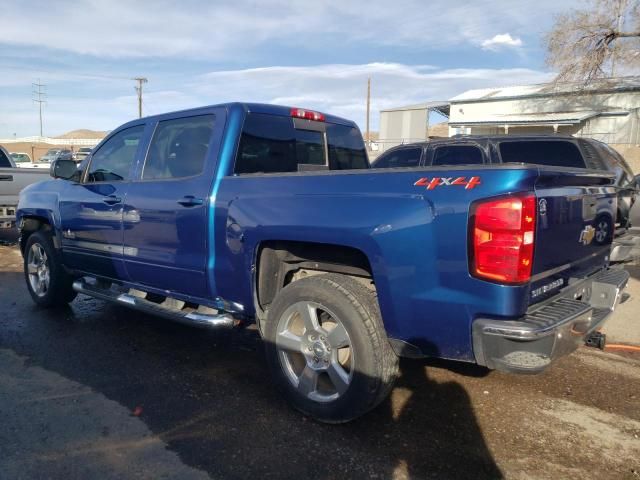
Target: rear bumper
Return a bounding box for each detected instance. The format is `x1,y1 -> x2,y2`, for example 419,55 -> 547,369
472,268 -> 630,373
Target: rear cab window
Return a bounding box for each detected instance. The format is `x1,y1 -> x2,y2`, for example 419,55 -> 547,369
498,140 -> 586,168
234,113 -> 368,175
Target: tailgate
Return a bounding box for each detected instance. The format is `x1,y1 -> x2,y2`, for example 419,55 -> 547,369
529,168 -> 617,305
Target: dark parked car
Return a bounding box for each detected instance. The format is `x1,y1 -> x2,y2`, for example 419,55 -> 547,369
39,149 -> 73,163
372,136 -> 640,239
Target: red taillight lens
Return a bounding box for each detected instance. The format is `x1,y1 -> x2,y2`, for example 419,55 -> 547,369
290,107 -> 325,122
470,194 -> 536,284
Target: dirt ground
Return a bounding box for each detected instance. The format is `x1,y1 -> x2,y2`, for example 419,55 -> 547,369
0,241 -> 639,480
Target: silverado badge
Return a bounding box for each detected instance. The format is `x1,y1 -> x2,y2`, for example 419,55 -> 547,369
579,225 -> 596,246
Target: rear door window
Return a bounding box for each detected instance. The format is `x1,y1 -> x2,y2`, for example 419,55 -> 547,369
499,141 -> 586,168
431,145 -> 484,166
234,113 -> 367,174
372,147 -> 422,168
143,115 -> 215,180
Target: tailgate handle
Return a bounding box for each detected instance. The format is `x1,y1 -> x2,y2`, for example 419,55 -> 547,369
0,175 -> 13,181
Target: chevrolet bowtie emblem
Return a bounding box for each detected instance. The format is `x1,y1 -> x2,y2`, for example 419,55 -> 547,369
579,225 -> 596,246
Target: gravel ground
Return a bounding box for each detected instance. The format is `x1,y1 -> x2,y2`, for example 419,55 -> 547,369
0,242 -> 639,480
601,257 -> 640,345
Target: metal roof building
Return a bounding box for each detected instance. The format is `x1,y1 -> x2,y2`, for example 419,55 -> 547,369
448,77 -> 640,144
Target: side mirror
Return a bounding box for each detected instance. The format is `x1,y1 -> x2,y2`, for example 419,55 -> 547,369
50,159 -> 79,181
635,174 -> 640,190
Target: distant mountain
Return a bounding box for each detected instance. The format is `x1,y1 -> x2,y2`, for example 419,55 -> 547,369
428,122 -> 449,138
55,129 -> 108,139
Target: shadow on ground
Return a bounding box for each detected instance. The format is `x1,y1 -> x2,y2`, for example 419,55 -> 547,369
1,270 -> 501,479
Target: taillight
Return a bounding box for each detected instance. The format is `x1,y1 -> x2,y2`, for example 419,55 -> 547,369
470,194 -> 536,284
290,107 -> 325,122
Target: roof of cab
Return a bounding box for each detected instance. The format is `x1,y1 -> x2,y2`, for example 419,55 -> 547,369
117,102 -> 357,129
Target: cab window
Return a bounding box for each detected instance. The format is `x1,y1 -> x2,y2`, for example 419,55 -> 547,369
372,147 -> 422,168
499,141 -> 585,168
431,145 -> 484,166
86,125 -> 144,183
234,113 -> 367,174
143,115 -> 215,180
0,149 -> 11,167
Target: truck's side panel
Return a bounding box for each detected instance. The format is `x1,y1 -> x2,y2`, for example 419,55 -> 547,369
57,124 -> 147,278
122,109 -> 228,298
214,167 -> 542,361
0,167 -> 50,206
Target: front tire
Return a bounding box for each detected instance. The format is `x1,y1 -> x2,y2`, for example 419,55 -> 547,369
264,273 -> 398,423
23,231 -> 77,307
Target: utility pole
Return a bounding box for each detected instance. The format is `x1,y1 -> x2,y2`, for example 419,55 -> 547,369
133,77 -> 148,118
32,79 -> 46,137
365,77 -> 371,145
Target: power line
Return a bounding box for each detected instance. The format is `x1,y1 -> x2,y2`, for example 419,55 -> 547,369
32,79 -> 46,137
0,63 -> 133,81
133,77 -> 148,118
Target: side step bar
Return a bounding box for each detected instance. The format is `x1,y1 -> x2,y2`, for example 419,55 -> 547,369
72,279 -> 237,330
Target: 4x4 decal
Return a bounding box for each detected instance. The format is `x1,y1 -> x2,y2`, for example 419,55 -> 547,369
414,176 -> 481,190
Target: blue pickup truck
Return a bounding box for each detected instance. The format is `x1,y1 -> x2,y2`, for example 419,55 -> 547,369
17,103 -> 629,422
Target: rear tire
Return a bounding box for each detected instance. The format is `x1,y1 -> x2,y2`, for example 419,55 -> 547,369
23,231 -> 77,308
264,273 -> 399,423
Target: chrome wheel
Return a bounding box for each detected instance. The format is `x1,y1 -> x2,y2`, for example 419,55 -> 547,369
276,301 -> 354,403
595,219 -> 609,243
27,243 -> 50,297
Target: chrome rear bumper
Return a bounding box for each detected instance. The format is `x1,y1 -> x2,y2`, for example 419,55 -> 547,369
472,268 -> 630,373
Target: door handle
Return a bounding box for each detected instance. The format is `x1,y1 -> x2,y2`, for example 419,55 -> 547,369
102,195 -> 122,205
0,175 -> 13,181
177,195 -> 204,207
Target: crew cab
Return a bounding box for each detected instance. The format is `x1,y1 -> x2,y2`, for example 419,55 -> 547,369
17,104 -> 629,422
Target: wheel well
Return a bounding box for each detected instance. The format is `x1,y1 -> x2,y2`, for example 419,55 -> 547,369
255,241 -> 373,315
19,216 -> 53,254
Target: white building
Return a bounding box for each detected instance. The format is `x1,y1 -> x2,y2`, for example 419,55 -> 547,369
448,77 -> 640,146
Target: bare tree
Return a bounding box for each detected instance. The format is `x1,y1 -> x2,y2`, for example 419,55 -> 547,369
546,0 -> 640,84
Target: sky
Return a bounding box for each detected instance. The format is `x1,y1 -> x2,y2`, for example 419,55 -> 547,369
0,0 -> 582,137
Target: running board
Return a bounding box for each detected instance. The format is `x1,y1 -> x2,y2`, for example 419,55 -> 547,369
72,279 -> 237,330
